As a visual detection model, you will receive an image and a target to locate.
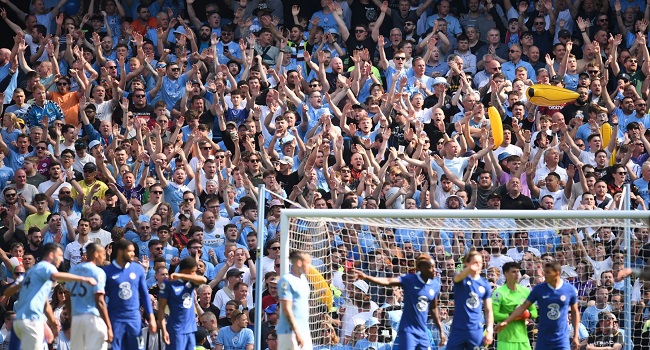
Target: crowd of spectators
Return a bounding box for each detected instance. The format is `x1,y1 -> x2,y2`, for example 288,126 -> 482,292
0,0 -> 648,349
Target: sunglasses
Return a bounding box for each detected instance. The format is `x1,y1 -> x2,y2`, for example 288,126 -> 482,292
56,82 -> 68,86
133,94 -> 146,98
4,193 -> 16,197
151,191 -> 163,194
171,67 -> 181,72
394,56 -> 406,60
249,159 -> 260,163
269,246 -> 280,250
309,84 -> 321,88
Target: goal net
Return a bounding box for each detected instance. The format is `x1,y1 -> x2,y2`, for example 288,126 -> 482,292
277,209 -> 650,350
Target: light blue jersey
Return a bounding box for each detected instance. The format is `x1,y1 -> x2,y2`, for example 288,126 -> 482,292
15,261 -> 57,321
276,273 -> 310,337
66,262 -> 106,317
215,326 -> 254,349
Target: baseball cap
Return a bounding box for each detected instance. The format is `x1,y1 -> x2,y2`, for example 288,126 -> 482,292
618,73 -> 631,82
558,29 -> 571,38
497,152 -> 512,163
268,199 -> 283,208
365,317 -> 380,328
265,304 -> 278,314
352,104 -> 365,110
488,192 -> 502,200
226,269 -> 245,278
550,75 -> 563,83
432,77 -> 450,87
88,140 -> 101,150
173,26 -> 187,35
278,156 -> 294,166
353,279 -> 370,294
83,162 -> 97,172
226,121 -> 237,128
178,212 -> 192,220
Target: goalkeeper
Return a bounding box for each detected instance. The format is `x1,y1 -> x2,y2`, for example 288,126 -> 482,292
493,262 -> 538,350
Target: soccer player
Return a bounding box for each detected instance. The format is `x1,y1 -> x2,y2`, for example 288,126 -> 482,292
355,254 -> 447,349
13,242 -> 97,350
104,239 -> 157,350
446,250 -> 494,350
276,250 -> 312,350
493,262 -> 538,350
66,242 -> 113,350
496,261 -> 580,350
158,257 -> 208,350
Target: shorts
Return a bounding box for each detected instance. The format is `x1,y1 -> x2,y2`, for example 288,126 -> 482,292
71,314 -> 108,350
392,330 -> 431,350
13,319 -> 44,350
497,341 -> 532,350
446,328 -> 485,350
168,331 -> 196,350
8,328 -> 20,350
111,320 -> 144,350
277,332 -> 313,350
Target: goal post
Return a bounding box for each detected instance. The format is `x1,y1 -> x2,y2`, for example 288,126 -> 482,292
278,208 -> 650,350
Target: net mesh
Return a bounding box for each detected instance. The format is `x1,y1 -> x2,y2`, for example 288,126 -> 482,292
281,213 -> 650,350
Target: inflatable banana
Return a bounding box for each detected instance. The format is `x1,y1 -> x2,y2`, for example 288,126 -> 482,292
488,106 -> 503,149
306,265 -> 334,310
526,84 -> 580,106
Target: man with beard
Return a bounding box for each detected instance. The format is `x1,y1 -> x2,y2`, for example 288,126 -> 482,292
87,212 -> 112,247
24,227 -> 44,261
215,24 -> 241,65
561,85 -> 590,122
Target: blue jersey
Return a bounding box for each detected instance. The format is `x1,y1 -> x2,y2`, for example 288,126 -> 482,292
103,261 -> 154,324
66,262 -> 106,317
276,273 -> 310,336
215,326 -> 254,349
527,280 -> 578,349
399,273 -> 440,334
451,275 -> 492,331
159,279 -> 197,334
15,261 -> 57,321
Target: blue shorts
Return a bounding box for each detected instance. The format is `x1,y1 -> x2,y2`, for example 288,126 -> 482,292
168,331 -> 196,350
8,329 -> 19,350
112,320 -> 144,350
392,331 -> 431,350
446,328 -> 484,350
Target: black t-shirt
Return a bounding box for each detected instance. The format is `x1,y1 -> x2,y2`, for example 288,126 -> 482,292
499,193 -> 536,210
0,227 -> 26,252
130,104 -> 156,122
276,171 -> 301,195
560,102 -> 589,124
349,1 -> 380,28
346,36 -> 377,62
24,243 -> 44,262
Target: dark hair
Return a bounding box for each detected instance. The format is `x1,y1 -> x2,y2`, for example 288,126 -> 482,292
148,239 -> 163,248
42,242 -> 62,257
85,242 -> 102,258
179,257 -> 198,271
544,261 -> 562,272
502,261 -> 520,273
113,239 -> 134,255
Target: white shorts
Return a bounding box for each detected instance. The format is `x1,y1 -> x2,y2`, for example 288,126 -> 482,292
13,319 -> 45,350
71,314 -> 108,350
277,332 -> 313,350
